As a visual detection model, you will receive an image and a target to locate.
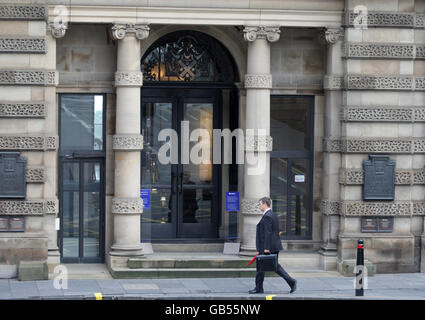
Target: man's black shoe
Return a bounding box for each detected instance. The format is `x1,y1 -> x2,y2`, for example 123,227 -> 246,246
248,288 -> 264,294
290,280 -> 297,294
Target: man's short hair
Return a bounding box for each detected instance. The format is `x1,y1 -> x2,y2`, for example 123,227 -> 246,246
259,196 -> 271,207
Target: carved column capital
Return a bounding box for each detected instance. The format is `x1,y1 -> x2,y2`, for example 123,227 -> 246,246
111,23 -> 150,40
48,21 -> 67,39
324,27 -> 344,44
243,26 -> 281,43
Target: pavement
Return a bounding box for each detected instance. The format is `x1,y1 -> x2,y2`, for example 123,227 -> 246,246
1,265 -> 425,300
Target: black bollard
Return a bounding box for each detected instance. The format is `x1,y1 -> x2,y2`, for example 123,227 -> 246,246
355,239 -> 364,296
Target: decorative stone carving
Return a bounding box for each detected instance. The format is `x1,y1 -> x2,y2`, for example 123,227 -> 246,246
112,198 -> 143,215
339,169 -> 424,185
324,74 -> 344,90
413,202 -> 425,216
241,198 -> 262,215
346,11 -> 416,28
417,45 -> 425,59
414,170 -> 425,184
345,139 -> 412,153
343,42 -> 415,59
0,199 -> 58,216
0,71 -> 58,86
415,77 -> 425,90
324,138 -> 425,154
244,74 -> 272,89
26,167 -> 46,183
341,107 -> 425,122
243,26 -> 281,42
0,5 -> 46,20
345,75 -> 414,90
48,21 -> 67,39
111,23 -> 150,40
341,201 -> 413,216
0,135 -> 58,151
321,200 -> 341,216
112,134 -> 143,151
324,28 -> 344,44
323,138 -> 343,153
0,102 -> 45,118
245,135 -> 273,152
114,71 -> 143,87
0,37 -> 46,53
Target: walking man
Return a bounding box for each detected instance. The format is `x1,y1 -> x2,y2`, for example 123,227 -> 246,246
249,196 -> 297,294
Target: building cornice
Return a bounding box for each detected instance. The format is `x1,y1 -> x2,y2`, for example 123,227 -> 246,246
47,6 -> 342,27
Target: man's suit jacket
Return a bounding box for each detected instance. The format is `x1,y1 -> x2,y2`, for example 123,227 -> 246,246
256,209 -> 283,253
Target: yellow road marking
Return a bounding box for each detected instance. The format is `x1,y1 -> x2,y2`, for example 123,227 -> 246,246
266,295 -> 276,300
94,293 -> 103,300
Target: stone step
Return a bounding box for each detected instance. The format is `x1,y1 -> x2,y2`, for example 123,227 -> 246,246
128,258 -> 255,269
112,267 -> 261,279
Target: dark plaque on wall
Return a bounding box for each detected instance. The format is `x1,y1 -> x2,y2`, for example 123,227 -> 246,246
362,155 -> 395,201
0,217 -> 8,232
361,218 -> 377,232
0,216 -> 25,232
0,152 -> 27,199
361,217 -> 394,233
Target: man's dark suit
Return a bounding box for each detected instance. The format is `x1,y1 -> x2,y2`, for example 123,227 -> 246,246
254,209 -> 296,292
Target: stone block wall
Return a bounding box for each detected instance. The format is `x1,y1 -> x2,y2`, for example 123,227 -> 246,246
335,0 -> 425,273
0,2 -> 59,278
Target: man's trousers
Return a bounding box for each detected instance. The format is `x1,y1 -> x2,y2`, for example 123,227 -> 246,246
255,252 -> 296,291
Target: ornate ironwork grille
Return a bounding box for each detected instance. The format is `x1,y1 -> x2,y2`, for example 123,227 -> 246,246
141,31 -> 238,83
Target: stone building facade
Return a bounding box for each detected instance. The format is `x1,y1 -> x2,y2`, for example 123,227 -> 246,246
0,0 -> 424,278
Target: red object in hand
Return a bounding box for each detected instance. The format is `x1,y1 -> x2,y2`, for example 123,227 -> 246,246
248,255 -> 258,266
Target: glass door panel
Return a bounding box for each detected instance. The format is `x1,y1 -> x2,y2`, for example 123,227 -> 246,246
289,158 -> 311,238
62,162 -> 79,258
83,162 -> 101,258
141,101 -> 175,239
270,158 -> 288,238
179,101 -> 217,238
60,159 -> 104,262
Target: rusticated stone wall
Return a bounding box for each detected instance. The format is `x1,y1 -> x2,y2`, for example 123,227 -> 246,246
0,2 -> 59,278
333,0 -> 425,274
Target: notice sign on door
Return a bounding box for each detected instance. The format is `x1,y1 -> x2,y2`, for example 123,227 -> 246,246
294,175 -> 305,183
140,189 -> 151,210
226,192 -> 239,212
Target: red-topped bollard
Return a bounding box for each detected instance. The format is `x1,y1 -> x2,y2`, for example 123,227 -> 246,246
355,239 -> 364,296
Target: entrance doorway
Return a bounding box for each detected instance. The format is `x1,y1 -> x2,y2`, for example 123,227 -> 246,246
141,88 -> 221,239
58,94 -> 105,263
270,96 -> 314,240
140,30 -> 239,241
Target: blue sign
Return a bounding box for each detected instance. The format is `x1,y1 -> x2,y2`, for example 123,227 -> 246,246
140,189 -> 151,209
226,192 -> 239,212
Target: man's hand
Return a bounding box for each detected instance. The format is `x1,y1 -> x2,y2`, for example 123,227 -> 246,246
264,249 -> 270,254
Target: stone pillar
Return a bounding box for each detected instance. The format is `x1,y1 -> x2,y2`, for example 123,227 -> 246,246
319,28 -> 344,269
240,26 -> 280,255
46,22 -> 66,271
109,24 -> 149,258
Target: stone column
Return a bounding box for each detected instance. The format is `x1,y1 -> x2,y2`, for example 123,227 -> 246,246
319,28 -> 344,269
240,26 -> 280,255
46,22 -> 66,271
109,24 -> 149,258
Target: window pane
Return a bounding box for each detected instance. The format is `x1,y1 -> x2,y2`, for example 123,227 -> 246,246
271,96 -> 312,152
60,95 -> 104,151
289,158 -> 310,237
270,158 -> 288,238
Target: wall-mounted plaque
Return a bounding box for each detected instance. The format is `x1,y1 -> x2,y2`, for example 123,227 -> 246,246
0,217 -> 8,231
362,155 -> 395,201
361,218 -> 377,232
361,217 -> 394,233
0,216 -> 25,232
0,152 -> 27,199
378,217 -> 393,232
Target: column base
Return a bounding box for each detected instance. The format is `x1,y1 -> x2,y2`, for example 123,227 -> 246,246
318,245 -> 337,271
47,248 -> 61,274
110,244 -> 143,257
